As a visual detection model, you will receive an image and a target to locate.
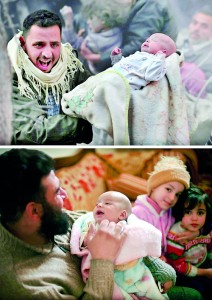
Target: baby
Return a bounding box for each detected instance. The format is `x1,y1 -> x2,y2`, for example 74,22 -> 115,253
110,32 -> 177,90
71,191 -> 175,299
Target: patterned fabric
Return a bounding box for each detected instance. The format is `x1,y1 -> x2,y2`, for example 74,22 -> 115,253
62,53 -> 190,145
71,212 -> 167,300
111,51 -> 166,90
166,222 -> 212,277
55,153 -> 107,211
47,90 -> 60,117
206,131 -> 212,145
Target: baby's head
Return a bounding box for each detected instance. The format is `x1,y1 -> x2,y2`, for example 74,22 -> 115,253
147,156 -> 190,211
141,33 -> 176,57
173,183 -> 212,234
93,191 -> 132,224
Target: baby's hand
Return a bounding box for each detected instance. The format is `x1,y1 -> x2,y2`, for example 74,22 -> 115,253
156,51 -> 166,58
156,51 -> 164,54
162,280 -> 173,293
111,47 -> 122,56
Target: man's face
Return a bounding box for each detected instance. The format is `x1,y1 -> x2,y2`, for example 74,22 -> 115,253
189,13 -> 212,44
22,24 -> 61,72
39,170 -> 69,239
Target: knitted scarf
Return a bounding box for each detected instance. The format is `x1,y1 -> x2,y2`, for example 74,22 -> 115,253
7,31 -> 84,104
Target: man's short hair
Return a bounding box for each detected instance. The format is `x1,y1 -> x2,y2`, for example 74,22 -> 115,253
23,9 -> 62,37
0,149 -> 54,222
196,5 -> 212,17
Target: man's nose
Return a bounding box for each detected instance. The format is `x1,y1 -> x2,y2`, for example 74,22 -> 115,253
60,187 -> 68,200
42,46 -> 52,59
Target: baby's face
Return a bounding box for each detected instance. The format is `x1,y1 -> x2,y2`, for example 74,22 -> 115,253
141,35 -> 166,55
93,194 -> 124,224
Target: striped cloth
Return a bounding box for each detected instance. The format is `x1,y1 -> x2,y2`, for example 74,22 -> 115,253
47,90 -> 60,117
206,131 -> 212,145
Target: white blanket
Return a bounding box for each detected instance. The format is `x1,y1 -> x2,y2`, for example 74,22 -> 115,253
62,53 -> 191,145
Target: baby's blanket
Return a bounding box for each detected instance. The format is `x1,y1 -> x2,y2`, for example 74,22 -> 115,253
71,213 -> 162,280
62,53 -> 190,145
129,52 -> 190,145
62,70 -> 130,145
71,213 -> 165,300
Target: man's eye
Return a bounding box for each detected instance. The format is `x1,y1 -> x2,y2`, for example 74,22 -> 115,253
201,24 -> 209,30
34,43 -> 43,47
51,43 -> 59,48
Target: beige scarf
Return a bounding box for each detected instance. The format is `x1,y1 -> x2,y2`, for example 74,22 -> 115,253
7,31 -> 84,104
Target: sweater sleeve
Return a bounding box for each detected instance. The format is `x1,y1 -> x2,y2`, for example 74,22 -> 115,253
83,260 -> 114,300
143,256 -> 176,286
166,231 -> 197,277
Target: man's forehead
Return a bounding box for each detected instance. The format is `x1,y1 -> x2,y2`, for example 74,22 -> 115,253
26,24 -> 61,39
193,13 -> 212,26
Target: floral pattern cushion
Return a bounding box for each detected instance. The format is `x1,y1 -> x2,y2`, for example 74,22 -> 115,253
55,153 -> 107,211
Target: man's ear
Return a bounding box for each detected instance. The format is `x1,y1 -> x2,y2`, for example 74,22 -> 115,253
19,36 -> 26,49
25,202 -> 43,221
119,210 -> 127,221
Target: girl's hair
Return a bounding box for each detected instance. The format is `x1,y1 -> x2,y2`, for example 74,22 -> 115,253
173,183 -> 212,234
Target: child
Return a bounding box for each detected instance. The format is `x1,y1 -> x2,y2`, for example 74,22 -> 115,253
110,32 -> 177,90
71,191 -> 176,300
166,183 -> 212,300
132,155 -> 192,256
60,0 -> 133,74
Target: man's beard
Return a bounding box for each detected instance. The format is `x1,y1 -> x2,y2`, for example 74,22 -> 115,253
39,200 -> 69,240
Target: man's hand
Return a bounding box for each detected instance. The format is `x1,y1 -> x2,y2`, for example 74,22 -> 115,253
86,219 -> 127,262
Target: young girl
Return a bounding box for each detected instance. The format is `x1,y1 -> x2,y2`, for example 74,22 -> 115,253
132,155 -> 192,256
166,183 -> 212,300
